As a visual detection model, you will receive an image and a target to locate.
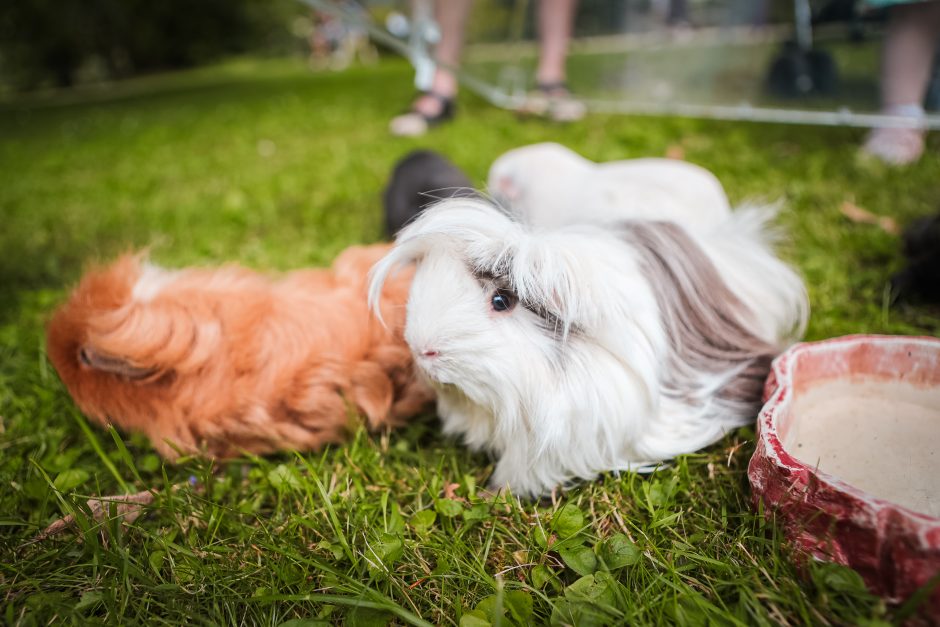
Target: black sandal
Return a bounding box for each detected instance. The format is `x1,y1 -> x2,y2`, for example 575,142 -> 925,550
535,81 -> 572,97
390,91 -> 456,137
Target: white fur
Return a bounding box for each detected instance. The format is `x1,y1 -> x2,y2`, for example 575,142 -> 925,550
487,142 -> 731,231
369,198 -> 808,498
132,263 -> 177,303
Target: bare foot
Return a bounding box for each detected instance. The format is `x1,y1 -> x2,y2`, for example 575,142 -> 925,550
861,106 -> 927,166
862,127 -> 926,166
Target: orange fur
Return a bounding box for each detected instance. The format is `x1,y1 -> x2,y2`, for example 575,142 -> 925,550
47,245 -> 433,458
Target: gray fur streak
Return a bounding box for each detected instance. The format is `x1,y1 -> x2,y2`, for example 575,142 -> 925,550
618,220 -> 776,411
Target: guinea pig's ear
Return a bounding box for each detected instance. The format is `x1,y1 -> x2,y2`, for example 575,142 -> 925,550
493,175 -> 519,205
79,346 -> 159,380
369,197 -> 523,323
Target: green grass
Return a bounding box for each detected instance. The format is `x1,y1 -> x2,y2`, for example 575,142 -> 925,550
1,56 -> 938,626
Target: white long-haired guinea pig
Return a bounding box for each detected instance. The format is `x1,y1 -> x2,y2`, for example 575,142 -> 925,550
369,198 -> 808,498
488,142 -> 731,231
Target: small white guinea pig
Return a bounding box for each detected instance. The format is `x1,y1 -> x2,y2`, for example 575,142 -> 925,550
369,198 -> 807,498
488,142 -> 731,231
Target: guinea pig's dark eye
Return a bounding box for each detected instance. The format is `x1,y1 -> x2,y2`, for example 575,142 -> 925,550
490,289 -> 516,313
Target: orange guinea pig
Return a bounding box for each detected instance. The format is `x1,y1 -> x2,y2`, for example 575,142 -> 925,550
46,244 -> 434,459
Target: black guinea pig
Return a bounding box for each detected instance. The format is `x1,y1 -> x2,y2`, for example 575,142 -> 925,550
383,150 -> 476,238
891,211 -> 940,303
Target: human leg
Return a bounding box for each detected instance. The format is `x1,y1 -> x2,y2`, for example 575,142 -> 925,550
863,1 -> 940,164
390,0 -> 473,136
526,0 -> 586,121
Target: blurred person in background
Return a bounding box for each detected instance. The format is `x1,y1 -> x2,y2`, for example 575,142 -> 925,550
308,1 -> 377,71
862,0 -> 940,165
390,0 -> 584,136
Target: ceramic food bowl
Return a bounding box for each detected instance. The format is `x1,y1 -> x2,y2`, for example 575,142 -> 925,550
748,335 -> 940,618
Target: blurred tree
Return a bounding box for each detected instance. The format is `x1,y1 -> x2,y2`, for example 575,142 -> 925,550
0,0 -> 304,89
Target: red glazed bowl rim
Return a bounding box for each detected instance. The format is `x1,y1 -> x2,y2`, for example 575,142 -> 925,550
757,333 -> 940,529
